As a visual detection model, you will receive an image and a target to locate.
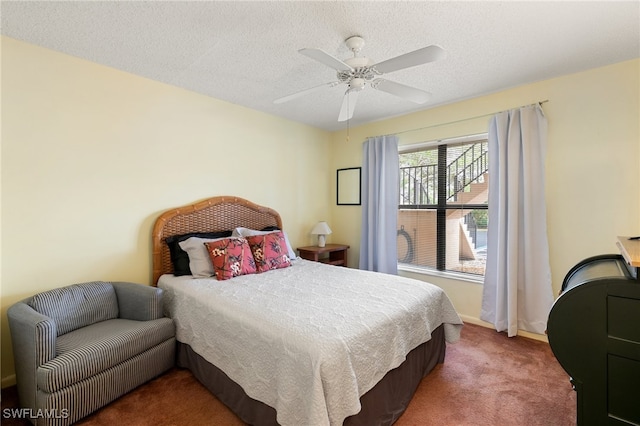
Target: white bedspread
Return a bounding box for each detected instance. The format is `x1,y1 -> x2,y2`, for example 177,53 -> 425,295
159,259 -> 463,426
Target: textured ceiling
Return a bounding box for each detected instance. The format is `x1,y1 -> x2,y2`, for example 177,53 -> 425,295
2,1 -> 639,131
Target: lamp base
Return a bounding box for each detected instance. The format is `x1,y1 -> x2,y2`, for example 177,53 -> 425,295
317,235 -> 326,248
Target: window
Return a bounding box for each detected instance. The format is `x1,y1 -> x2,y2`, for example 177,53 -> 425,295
398,134 -> 488,277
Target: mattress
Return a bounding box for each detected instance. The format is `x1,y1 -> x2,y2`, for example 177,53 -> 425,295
159,258 -> 463,426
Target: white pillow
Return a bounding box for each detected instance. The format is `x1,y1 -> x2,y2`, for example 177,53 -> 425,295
178,236 -> 227,278
232,227 -> 296,260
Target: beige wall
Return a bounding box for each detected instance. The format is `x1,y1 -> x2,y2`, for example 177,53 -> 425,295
0,37 -> 332,385
329,59 -> 640,334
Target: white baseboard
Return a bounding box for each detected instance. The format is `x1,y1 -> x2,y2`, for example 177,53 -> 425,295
1,374 -> 16,389
458,314 -> 548,343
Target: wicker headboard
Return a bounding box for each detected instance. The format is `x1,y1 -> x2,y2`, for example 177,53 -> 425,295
151,196 -> 283,285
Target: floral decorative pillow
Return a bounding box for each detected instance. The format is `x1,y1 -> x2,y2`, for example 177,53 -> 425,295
232,227 -> 297,260
246,231 -> 291,273
204,237 -> 257,281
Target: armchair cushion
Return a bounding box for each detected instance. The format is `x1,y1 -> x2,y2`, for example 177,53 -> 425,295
37,317 -> 174,393
28,281 -> 118,336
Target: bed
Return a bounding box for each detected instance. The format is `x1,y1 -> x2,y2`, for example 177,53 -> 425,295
151,196 -> 463,426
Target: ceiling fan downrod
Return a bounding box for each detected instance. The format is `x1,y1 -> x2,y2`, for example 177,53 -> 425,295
339,36 -> 376,89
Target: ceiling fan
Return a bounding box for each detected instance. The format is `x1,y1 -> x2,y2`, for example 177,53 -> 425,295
274,36 -> 445,122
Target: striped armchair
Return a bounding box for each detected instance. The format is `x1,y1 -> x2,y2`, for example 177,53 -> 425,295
7,281 -> 176,426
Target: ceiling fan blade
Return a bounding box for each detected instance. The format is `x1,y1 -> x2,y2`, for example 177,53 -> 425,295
338,89 -> 359,122
373,45 -> 445,74
274,82 -> 339,104
372,79 -> 431,104
299,48 -> 353,72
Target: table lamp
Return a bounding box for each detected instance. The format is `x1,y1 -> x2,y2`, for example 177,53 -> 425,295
311,221 -> 332,247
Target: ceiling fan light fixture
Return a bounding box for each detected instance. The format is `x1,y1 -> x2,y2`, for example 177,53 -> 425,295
350,78 -> 366,90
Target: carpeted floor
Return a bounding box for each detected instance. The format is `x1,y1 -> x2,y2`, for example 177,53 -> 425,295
1,323 -> 576,425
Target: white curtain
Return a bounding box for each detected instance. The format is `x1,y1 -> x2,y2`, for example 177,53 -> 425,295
359,135 -> 399,274
480,104 -> 554,337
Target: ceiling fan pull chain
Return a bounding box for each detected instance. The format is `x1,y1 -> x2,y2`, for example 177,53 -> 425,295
346,95 -> 350,143
347,120 -> 350,143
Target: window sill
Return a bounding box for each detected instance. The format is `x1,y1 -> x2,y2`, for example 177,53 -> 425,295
398,264 -> 484,284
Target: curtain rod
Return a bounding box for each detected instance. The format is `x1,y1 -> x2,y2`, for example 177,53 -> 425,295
369,99 -> 549,139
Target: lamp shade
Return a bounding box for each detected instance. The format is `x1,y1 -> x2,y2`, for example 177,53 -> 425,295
311,221 -> 332,235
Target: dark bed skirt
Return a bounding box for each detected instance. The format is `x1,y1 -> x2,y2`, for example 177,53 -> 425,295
176,324 -> 446,426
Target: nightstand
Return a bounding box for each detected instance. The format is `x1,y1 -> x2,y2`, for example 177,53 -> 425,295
297,244 -> 350,267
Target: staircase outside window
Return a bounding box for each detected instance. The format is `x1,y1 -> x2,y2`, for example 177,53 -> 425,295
398,135 -> 489,277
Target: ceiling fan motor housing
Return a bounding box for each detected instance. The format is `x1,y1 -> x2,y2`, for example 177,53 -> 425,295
338,56 -> 377,88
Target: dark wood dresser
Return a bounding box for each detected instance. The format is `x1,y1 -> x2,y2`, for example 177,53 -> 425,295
547,237 -> 640,426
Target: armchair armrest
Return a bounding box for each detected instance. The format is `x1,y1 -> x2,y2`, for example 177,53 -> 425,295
111,282 -> 164,321
7,301 -> 57,410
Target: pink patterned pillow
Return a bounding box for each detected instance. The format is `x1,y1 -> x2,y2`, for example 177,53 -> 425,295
246,231 -> 291,273
204,237 -> 257,281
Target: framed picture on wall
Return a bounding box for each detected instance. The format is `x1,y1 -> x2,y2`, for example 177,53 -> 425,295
337,167 -> 361,205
